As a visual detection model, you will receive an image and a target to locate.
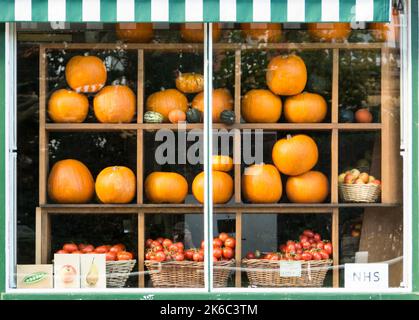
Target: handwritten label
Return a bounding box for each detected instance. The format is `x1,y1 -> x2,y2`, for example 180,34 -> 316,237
279,261 -> 302,277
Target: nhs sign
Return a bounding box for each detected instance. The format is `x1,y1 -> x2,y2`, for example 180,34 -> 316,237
344,264 -> 389,289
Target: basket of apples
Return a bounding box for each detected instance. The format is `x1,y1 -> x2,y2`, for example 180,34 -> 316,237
144,233 -> 235,288
338,168 -> 381,203
55,243 -> 136,288
242,230 -> 333,287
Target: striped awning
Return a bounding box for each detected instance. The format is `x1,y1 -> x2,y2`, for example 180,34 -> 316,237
0,0 -> 392,23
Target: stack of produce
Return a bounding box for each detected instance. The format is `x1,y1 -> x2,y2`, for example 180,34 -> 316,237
338,168 -> 381,202
55,242 -> 134,261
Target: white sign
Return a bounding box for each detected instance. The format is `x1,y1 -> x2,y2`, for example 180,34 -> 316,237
279,261 -> 302,277
344,263 -> 389,289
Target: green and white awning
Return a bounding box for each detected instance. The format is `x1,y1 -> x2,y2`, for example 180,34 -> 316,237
0,0 -> 392,23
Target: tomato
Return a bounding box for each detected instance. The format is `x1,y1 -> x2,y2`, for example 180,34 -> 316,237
296,249 -> 303,254
312,252 -> 322,260
94,245 -> 110,254
162,239 -> 173,248
270,255 -> 279,261
154,251 -> 166,262
63,243 -> 78,253
72,250 -> 83,254
279,244 -> 286,253
313,233 -> 321,242
301,241 -> 311,250
286,243 -> 296,253
224,237 -> 236,249
78,243 -> 87,250
299,235 -> 309,242
213,238 -> 223,248
81,245 -> 94,253
213,256 -> 219,262
294,253 -> 302,260
308,238 -> 315,244
110,244 -> 125,253
303,230 -> 314,238
185,250 -> 194,261
174,253 -> 184,261
174,242 -> 184,252
264,253 -> 272,260
149,252 -> 156,261
311,243 -> 318,249
117,251 -> 133,261
105,251 -> 117,261
218,232 -> 229,243
167,244 -> 178,253
246,252 -> 256,259
56,249 -> 68,254
201,240 -> 205,249
165,254 -> 173,261
193,252 -> 204,262
324,243 -> 333,255
145,251 -> 152,260
156,237 -> 164,244
319,250 -> 329,260
213,247 -> 223,259
146,239 -> 154,248
151,240 -> 161,248
294,242 -> 302,250
222,247 -> 234,259
152,244 -> 163,252
302,252 -> 312,261
286,240 -> 295,246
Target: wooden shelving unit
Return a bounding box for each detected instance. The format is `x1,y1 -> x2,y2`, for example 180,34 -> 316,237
35,41 -> 401,289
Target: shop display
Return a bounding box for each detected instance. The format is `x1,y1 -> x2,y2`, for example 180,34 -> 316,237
339,169 -> 382,203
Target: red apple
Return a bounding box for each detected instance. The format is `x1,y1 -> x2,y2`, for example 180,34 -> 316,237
371,179 -> 381,185
354,178 -> 365,184
344,173 -> 355,184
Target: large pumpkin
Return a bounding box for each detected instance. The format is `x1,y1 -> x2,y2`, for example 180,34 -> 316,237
48,159 -> 94,203
307,23 -> 351,42
272,134 -> 318,176
284,92 -> 327,123
192,88 -> 233,122
242,164 -> 282,203
95,166 -> 136,204
48,89 -> 89,123
241,23 -> 282,43
146,89 -> 188,122
180,23 -> 221,43
212,155 -> 233,172
176,72 -> 204,94
241,89 -> 282,123
145,172 -> 188,204
65,55 -> 107,93
192,171 -> 233,204
115,23 -> 154,42
266,55 -> 307,96
93,85 -> 136,123
286,171 -> 329,203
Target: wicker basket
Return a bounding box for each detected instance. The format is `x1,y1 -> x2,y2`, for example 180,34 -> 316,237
339,183 -> 381,203
145,260 -> 235,288
242,259 -> 332,287
106,260 -> 136,288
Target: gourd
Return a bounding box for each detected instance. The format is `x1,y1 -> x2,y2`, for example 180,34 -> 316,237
48,159 -> 94,203
144,111 -> 164,123
192,171 -> 233,204
266,55 -> 307,96
192,88 -> 233,123
180,23 -> 221,43
93,85 -> 136,123
95,166 -> 136,204
241,23 -> 282,43
48,89 -> 89,123
145,172 -> 188,204
168,109 -> 187,124
186,108 -> 202,123
286,171 -> 329,203
65,55 -> 107,93
175,72 -> 204,94
219,110 -> 236,125
242,164 -> 282,203
272,134 -> 319,176
146,89 -> 188,122
307,23 -> 351,42
115,23 -> 154,42
241,89 -> 282,123
284,92 -> 327,123
212,155 -> 233,172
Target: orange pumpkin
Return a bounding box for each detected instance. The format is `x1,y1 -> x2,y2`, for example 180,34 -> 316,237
192,171 -> 233,204
212,155 -> 233,172
93,85 -> 136,123
65,55 -> 107,93
272,134 -> 319,176
146,89 -> 188,122
192,88 -> 233,122
176,72 -> 204,94
95,166 -> 136,204
48,89 -> 89,123
115,23 -> 154,42
286,171 -> 329,203
241,23 -> 282,43
284,92 -> 327,123
180,23 -> 221,43
48,159 -> 94,203
242,164 -> 282,203
266,55 -> 307,96
168,109 -> 186,124
307,23 -> 351,42
145,172 -> 188,204
242,89 -> 282,123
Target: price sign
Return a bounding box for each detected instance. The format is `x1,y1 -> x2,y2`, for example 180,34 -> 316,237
279,261 -> 302,277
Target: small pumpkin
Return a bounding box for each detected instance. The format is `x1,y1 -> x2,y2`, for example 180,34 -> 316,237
242,89 -> 282,123
146,89 -> 188,122
144,111 -> 164,123
48,89 -> 89,123
115,23 -> 154,43
145,172 -> 188,204
272,134 -> 319,176
93,85 -> 136,123
266,55 -> 307,96
176,72 -> 204,94
242,164 -> 282,203
192,88 -> 233,123
168,109 -> 186,124
180,23 -> 221,43
241,23 -> 282,43
286,171 -> 329,203
65,55 -> 107,93
186,108 -> 202,123
212,155 -> 233,172
192,171 -> 233,204
220,110 -> 236,125
307,23 -> 351,42
48,159 -> 94,203
95,166 -> 136,204
284,92 -> 327,123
